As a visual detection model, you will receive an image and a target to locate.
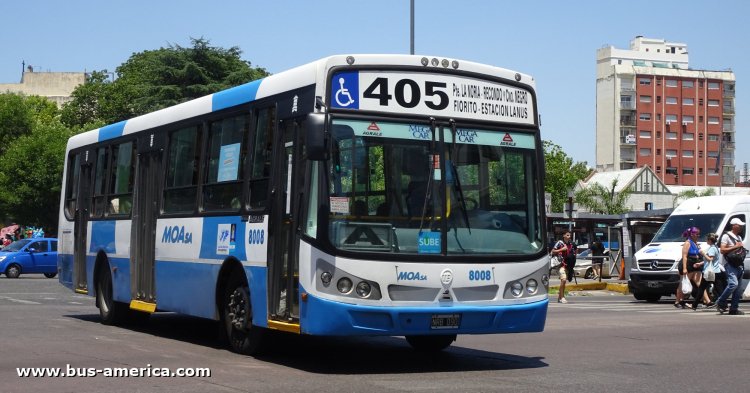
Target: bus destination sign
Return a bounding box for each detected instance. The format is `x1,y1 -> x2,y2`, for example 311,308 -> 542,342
330,71 -> 535,125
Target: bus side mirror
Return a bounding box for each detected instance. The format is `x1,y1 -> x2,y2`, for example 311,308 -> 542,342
306,113 -> 329,161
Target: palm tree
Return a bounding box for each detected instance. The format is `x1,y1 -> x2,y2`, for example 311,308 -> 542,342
574,178 -> 633,215
672,188 -> 716,207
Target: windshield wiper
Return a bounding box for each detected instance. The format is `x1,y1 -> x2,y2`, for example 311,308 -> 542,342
449,121 -> 471,235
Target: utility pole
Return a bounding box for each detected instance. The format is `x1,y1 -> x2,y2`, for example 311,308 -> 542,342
410,0 -> 415,55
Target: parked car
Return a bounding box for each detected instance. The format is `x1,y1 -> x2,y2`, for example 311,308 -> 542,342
0,238 -> 58,278
573,248 -> 611,279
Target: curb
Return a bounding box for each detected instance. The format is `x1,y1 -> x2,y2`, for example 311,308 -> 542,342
549,282 -> 630,294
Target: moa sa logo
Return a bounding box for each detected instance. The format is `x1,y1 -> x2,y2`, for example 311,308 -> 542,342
397,271 -> 427,281
161,226 -> 193,244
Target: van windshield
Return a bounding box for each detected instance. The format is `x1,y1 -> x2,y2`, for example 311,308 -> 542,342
651,214 -> 724,242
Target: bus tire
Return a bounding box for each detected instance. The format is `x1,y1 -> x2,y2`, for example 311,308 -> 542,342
96,263 -> 127,325
5,264 -> 21,278
222,274 -> 265,355
405,334 -> 456,352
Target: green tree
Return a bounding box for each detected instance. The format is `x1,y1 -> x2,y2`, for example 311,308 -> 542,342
0,120 -> 73,232
574,178 -> 633,215
0,93 -> 57,155
543,140 -> 591,212
673,188 -> 716,207
61,38 -> 270,127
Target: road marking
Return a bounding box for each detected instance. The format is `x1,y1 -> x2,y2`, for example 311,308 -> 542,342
0,296 -> 41,305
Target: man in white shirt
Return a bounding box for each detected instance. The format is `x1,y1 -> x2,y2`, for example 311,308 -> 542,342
717,217 -> 746,315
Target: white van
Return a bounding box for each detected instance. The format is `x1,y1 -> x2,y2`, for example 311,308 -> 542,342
629,195 -> 750,302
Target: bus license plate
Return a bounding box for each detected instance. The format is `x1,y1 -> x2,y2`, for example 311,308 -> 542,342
430,314 -> 460,329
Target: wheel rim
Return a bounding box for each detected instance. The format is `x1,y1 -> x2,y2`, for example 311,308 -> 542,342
7,265 -> 19,277
227,287 -> 250,332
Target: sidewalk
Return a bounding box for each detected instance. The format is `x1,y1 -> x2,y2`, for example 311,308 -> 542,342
548,275 -> 630,294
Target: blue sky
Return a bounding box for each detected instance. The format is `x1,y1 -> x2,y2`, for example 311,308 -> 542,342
2,0 -> 748,168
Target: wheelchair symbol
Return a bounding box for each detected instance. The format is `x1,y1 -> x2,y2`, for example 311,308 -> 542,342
335,77 -> 355,107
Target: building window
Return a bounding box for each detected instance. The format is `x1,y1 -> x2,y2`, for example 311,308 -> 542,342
666,167 -> 678,175
657,96 -> 662,103
656,166 -> 661,173
639,95 -> 652,103
683,115 -> 694,123
657,149 -> 661,156
656,131 -> 661,139
699,150 -> 703,158
682,150 -> 694,158
657,78 -> 662,86
639,113 -> 651,121
666,132 -> 677,140
699,168 -> 704,175
708,99 -> 720,107
666,97 -> 678,105
699,133 -> 704,141
666,80 -> 678,87
708,82 -> 720,90
708,134 -> 719,141
666,149 -> 677,157
699,98 -> 704,106
657,114 -> 661,121
699,80 -> 704,88
639,78 -> 651,86
683,80 -> 694,88
699,116 -> 704,123
683,98 -> 694,106
708,117 -> 720,124
682,167 -> 694,175
666,114 -> 678,123
640,148 -> 652,157
639,130 -> 651,138
683,133 -> 694,141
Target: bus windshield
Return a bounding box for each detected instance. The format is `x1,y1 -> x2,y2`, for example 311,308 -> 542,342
650,214 -> 725,243
325,118 -> 544,257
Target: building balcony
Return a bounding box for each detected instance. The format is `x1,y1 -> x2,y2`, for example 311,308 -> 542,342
620,85 -> 635,93
723,107 -> 735,114
620,118 -> 636,127
619,102 -> 635,110
723,89 -> 735,98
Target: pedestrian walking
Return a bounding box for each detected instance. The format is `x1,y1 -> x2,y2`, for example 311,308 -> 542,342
675,227 -> 705,308
551,231 -> 576,304
691,233 -> 719,310
717,217 -> 746,315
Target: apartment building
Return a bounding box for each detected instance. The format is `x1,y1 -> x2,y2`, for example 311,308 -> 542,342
596,36 -> 736,186
0,66 -> 85,107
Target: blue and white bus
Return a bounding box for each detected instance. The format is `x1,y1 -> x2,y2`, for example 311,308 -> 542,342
58,54 -> 548,353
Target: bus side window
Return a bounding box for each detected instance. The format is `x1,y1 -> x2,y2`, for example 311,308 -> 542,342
202,115 -> 247,212
107,141 -> 135,216
164,125 -> 201,214
64,153 -> 81,220
248,107 -> 275,210
92,146 -> 109,217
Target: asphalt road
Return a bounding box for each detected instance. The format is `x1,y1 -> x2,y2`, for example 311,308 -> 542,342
1,276 -> 748,393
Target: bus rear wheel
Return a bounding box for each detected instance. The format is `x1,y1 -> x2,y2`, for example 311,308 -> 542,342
222,274 -> 265,355
96,264 -> 128,325
405,334 -> 456,352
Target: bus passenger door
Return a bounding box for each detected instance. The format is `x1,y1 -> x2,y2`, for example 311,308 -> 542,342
268,119 -> 303,323
130,134 -> 163,310
74,151 -> 93,293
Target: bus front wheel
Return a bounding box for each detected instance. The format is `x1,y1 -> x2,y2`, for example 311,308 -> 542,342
222,274 -> 265,355
405,334 -> 456,352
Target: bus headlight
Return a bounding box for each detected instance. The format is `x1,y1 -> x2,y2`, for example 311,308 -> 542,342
526,279 -> 538,295
337,277 -> 353,294
510,281 -> 524,297
355,281 -> 372,298
320,271 -> 332,286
